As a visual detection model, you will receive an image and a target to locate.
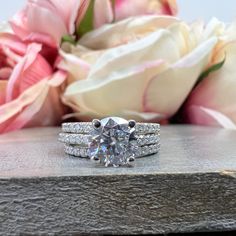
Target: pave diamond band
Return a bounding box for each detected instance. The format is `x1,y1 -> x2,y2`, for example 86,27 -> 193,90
62,122 -> 160,134
60,117 -> 160,167
59,133 -> 160,146
64,143 -> 161,159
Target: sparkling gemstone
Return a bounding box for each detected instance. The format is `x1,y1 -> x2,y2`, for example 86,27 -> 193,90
89,117 -> 136,167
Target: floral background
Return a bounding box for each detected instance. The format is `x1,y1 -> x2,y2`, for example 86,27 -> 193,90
1,0 -> 236,133
1,0 -> 236,22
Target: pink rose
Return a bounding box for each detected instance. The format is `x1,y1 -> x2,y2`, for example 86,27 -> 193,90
0,32 -> 67,133
184,20 -> 236,129
81,0 -> 178,29
10,0 -> 82,47
114,0 -> 177,19
184,42 -> 236,129
10,0 -> 177,47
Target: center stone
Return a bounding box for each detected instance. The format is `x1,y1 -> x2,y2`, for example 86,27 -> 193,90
89,117 -> 135,167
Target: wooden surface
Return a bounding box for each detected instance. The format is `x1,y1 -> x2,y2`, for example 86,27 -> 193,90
0,125 -> 236,235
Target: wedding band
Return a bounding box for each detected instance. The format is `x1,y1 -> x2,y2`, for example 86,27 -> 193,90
59,117 -> 160,167
62,121 -> 160,134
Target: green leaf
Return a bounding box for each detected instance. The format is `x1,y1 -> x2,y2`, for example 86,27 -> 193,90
76,0 -> 95,37
196,58 -> 225,86
61,35 -> 76,45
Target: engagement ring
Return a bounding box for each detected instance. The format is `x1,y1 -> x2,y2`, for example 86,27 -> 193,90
59,117 -> 160,167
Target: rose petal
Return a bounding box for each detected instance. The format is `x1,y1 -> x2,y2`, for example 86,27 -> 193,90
10,7 -> 57,46
27,2 -> 67,45
0,67 -> 12,80
48,0 -> 81,33
59,44 -> 91,81
64,28 -> 188,118
167,22 -> 197,56
94,0 -> 113,28
0,71 -> 67,133
24,32 -> 57,48
9,9 -> 29,41
10,0 -> 80,47
0,33 -> 26,55
115,0 -> 177,20
203,18 -> 225,40
79,15 -> 179,49
184,42 -> 236,128
0,79 -> 48,124
185,105 -> 236,129
121,109 -> 165,121
1,81 -> 50,133
64,59 -> 166,117
87,29 -> 180,83
143,37 -> 218,117
2,46 -> 22,63
161,0 -> 178,15
6,43 -> 53,102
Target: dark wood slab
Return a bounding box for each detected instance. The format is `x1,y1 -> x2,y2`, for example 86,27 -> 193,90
0,125 -> 236,235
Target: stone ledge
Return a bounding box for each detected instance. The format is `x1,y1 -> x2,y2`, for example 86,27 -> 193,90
0,126 -> 236,235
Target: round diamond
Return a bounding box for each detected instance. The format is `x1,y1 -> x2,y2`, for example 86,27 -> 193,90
88,117 -> 135,167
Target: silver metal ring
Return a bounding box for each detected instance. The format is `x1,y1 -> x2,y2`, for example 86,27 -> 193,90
62,121 -> 160,134
59,117 -> 160,167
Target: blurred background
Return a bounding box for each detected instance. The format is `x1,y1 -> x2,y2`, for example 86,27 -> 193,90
1,0 -> 236,22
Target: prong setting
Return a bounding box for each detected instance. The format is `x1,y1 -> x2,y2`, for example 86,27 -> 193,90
128,156 -> 135,162
128,120 -> 136,128
92,119 -> 101,129
105,161 -> 110,167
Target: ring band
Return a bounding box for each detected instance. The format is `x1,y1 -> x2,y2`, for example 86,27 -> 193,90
62,122 -> 160,134
59,133 -> 160,146
63,143 -> 161,159
59,117 -> 160,167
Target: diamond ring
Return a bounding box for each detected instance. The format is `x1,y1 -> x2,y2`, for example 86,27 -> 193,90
59,117 -> 160,167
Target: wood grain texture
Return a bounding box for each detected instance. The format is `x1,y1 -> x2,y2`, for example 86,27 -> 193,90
0,125 -> 236,235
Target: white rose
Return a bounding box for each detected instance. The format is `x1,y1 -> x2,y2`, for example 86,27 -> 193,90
60,16 -> 217,122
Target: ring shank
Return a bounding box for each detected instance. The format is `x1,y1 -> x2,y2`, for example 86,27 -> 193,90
62,122 -> 160,134
59,133 -> 160,146
64,143 -> 161,158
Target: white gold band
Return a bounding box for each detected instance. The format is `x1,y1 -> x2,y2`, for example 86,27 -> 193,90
59,133 -> 160,146
64,143 -> 161,158
62,122 -> 160,134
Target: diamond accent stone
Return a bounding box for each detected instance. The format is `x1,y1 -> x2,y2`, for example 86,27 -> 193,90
88,117 -> 136,167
